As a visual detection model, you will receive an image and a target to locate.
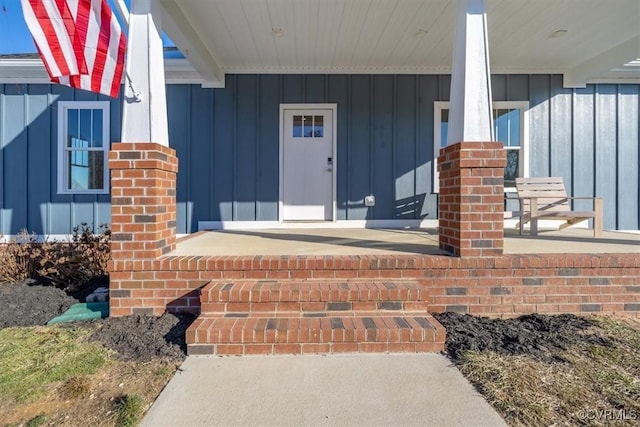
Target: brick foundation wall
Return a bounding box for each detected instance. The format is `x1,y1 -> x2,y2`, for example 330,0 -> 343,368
106,142 -> 639,319
107,254 -> 640,317
438,141 -> 506,257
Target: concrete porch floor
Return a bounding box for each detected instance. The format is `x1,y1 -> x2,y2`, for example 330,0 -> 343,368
170,227 -> 640,256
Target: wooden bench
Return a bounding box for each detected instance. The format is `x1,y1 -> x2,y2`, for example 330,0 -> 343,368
515,177 -> 603,237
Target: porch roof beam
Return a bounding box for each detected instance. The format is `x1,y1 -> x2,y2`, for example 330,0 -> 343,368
158,0 -> 225,88
564,35 -> 640,88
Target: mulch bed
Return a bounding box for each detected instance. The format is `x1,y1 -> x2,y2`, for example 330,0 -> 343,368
434,311 -> 611,363
0,280 -> 193,362
2,280 -> 610,364
0,280 -> 78,328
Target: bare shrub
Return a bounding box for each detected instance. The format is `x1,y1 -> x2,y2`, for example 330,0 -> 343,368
0,224 -> 111,289
0,231 -> 43,283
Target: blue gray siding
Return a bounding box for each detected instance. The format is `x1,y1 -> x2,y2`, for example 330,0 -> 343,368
0,75 -> 638,234
0,84 -> 115,235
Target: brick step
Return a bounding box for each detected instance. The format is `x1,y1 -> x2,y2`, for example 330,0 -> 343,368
201,279 -> 426,305
186,313 -> 445,356
201,301 -> 431,314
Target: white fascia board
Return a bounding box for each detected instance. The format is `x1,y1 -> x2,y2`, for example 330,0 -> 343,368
0,59 -> 50,82
0,58 -> 209,85
222,65 -> 566,76
158,0 -> 225,88
564,35 -> 640,88
2,59 -> 637,86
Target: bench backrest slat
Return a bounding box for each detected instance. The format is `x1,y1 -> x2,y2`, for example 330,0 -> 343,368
516,177 -> 570,212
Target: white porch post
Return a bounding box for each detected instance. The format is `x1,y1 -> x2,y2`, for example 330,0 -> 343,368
109,0 -> 176,313
447,0 -> 494,144
438,0 -> 505,257
121,0 -> 169,146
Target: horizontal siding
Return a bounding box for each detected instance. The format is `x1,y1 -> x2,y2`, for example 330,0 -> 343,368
0,76 -> 638,234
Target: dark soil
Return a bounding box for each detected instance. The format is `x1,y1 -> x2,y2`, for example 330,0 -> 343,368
434,312 -> 611,363
0,280 -> 79,328
88,313 -> 194,362
3,279 -> 610,365
0,280 -> 193,362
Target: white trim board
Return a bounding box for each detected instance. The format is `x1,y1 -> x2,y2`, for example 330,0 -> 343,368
200,219 -> 591,232
199,219 -> 439,231
57,101 -> 111,195
0,233 -> 189,243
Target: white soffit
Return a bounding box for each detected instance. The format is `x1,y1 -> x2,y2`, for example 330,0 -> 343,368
158,0 -> 640,87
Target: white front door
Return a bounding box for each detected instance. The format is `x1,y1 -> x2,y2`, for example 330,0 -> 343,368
282,108 -> 334,221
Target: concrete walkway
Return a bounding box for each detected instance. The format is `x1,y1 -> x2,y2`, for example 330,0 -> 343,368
141,354 -> 506,427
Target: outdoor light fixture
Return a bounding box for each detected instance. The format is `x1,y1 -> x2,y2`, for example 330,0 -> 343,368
272,28 -> 284,37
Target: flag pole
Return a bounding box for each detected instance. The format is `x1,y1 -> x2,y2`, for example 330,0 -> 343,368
112,0 -> 129,28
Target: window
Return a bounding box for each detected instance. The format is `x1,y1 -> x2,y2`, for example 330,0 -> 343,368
433,101 -> 529,192
292,115 -> 324,138
57,101 -> 110,194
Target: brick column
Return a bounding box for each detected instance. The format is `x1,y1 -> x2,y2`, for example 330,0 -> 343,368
438,141 -> 505,257
108,142 -> 178,316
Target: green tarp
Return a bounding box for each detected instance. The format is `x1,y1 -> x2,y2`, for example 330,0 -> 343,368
47,302 -> 109,325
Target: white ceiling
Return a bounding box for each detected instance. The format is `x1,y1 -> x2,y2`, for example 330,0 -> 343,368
157,0 -> 640,88
164,0 -> 637,87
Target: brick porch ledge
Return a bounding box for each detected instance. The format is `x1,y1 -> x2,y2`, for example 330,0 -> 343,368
108,253 -> 640,317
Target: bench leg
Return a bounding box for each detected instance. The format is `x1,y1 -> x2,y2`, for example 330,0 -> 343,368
530,203 -> 538,236
593,198 -> 603,238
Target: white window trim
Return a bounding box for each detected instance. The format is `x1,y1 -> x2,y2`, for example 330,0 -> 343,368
433,101 -> 529,193
57,101 -> 110,195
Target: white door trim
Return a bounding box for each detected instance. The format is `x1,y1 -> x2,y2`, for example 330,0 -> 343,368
279,103 -> 338,222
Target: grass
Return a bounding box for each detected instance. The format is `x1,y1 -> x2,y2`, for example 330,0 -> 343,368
114,394 -> 145,427
0,325 -> 179,427
24,414 -> 47,427
0,326 -> 109,405
456,316 -> 640,426
2,314 -> 637,426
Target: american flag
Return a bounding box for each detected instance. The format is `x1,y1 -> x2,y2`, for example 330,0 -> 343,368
21,0 -> 126,98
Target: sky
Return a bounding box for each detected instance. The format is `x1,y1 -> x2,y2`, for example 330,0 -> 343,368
0,0 -> 174,55
0,1 -> 37,53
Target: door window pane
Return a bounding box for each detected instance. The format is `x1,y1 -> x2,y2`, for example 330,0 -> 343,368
314,115 -> 324,137
293,115 -> 303,137
304,115 -> 313,137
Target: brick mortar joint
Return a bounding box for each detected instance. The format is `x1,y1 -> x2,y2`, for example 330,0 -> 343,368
109,163 -> 178,172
